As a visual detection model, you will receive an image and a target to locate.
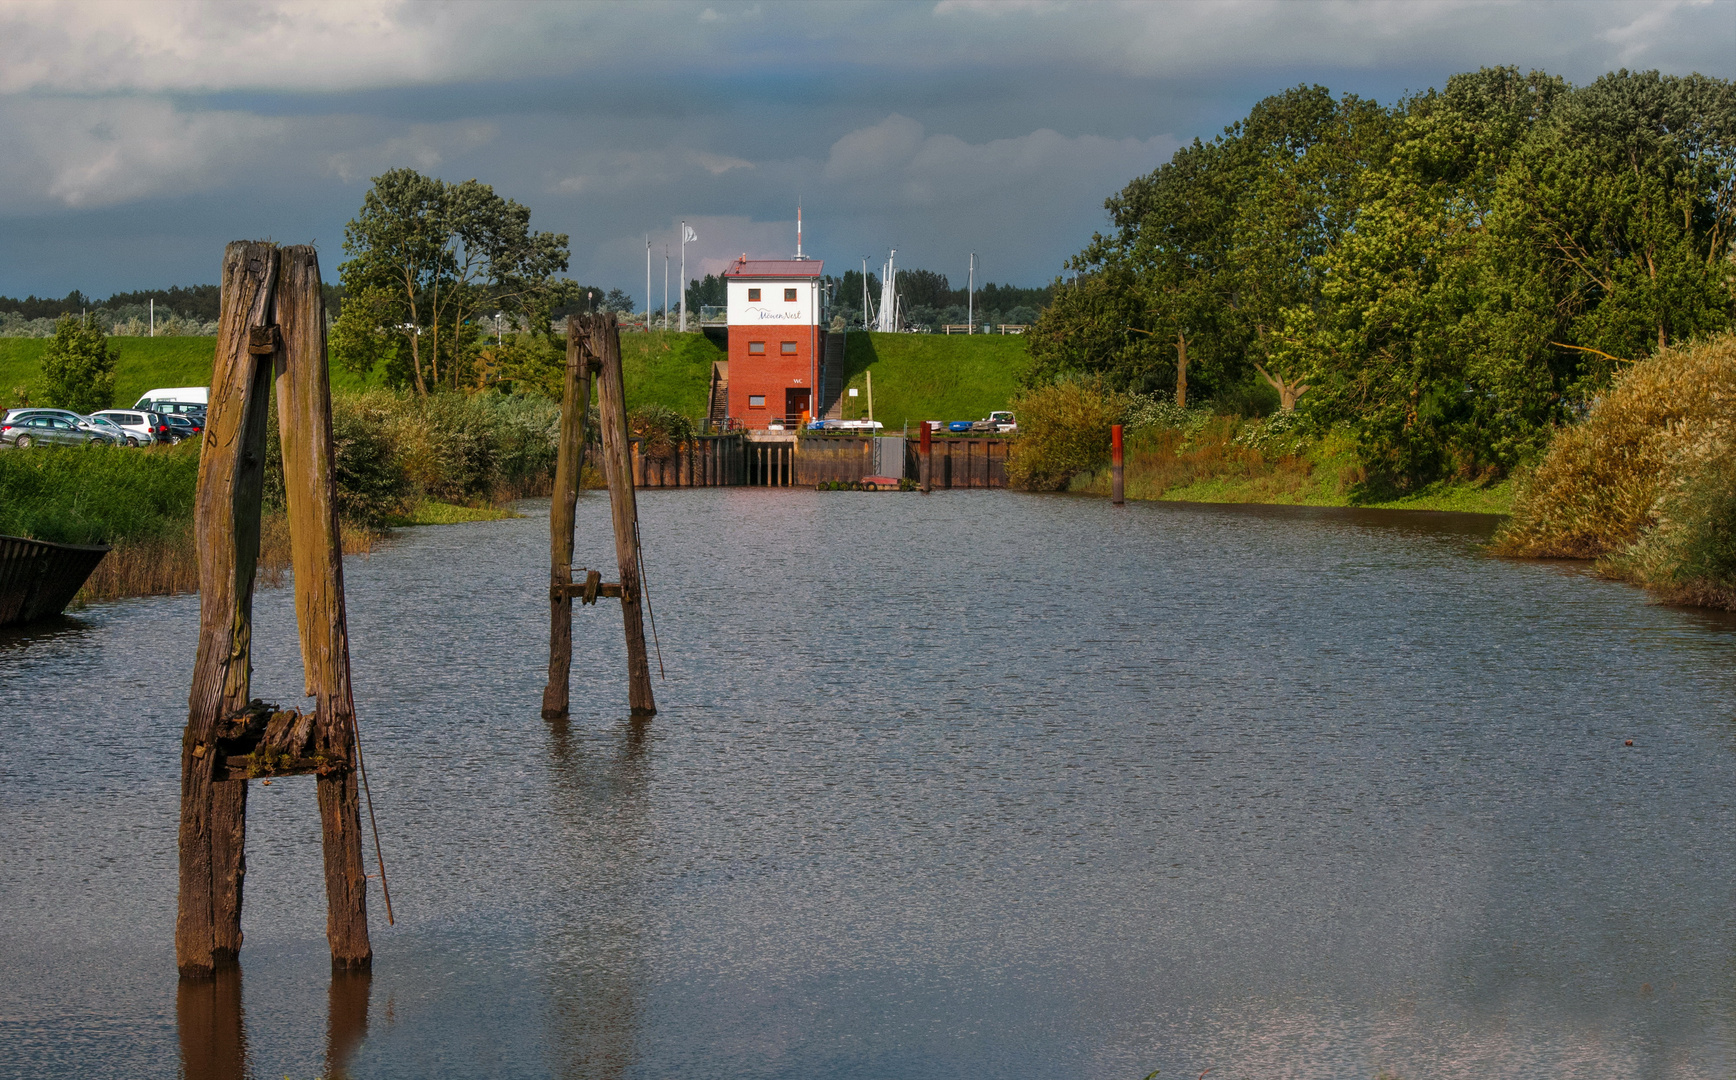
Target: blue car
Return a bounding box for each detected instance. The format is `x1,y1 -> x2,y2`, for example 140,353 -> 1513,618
947,420 -> 973,433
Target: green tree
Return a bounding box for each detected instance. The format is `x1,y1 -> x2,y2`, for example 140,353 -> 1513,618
338,168 -> 572,395
328,285 -> 404,384
1032,85 -> 1396,406
1276,68 -> 1572,488
39,315 -> 117,414
1285,67 -> 1734,492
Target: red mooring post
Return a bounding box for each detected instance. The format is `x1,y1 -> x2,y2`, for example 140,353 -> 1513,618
1111,424 -> 1125,505
919,421 -> 932,493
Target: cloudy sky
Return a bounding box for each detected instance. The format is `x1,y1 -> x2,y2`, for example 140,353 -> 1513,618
0,0 -> 1729,302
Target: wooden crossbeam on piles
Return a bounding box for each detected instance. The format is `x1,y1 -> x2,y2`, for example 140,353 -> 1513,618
177,242 -> 375,980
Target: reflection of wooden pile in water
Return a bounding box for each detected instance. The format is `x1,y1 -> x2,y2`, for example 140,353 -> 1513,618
0,534 -> 110,627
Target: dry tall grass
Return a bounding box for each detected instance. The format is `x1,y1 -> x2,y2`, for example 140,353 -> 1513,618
1493,334 -> 1736,559
76,513 -> 377,605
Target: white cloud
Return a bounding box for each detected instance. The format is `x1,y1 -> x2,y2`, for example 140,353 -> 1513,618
324,122 -> 500,184
930,0 -> 1734,80
0,97 -> 290,209
824,114 -> 1178,209
552,146 -> 757,198
0,1 -> 1723,97
0,95 -> 506,212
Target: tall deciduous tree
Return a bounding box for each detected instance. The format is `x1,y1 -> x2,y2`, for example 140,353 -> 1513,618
1031,85 -> 1395,404
337,168 -> 572,394
39,315 -> 116,414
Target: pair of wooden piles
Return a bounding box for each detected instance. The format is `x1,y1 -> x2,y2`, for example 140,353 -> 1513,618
177,242 -> 377,979
177,261 -> 656,982
543,312 -> 656,720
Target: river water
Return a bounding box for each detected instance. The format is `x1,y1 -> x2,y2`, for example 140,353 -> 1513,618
3,490 -> 1734,1079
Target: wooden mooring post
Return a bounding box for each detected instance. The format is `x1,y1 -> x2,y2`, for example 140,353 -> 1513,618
541,326 -> 593,720
1111,423 -> 1125,505
543,312 -> 656,717
178,242 -> 378,980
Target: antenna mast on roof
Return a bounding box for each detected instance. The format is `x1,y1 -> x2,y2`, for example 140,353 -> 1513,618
795,204 -> 807,260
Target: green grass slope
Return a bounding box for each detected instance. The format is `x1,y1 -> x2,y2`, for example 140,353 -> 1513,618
620,329 -> 724,419
838,332 -> 1029,431
1,335 -> 379,411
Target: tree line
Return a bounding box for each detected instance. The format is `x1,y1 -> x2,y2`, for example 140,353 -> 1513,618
1031,67 -> 1735,493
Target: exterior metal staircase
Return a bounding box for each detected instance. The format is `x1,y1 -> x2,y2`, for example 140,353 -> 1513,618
820,332 -> 847,420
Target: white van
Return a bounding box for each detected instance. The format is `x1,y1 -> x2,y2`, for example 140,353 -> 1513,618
134,386 -> 208,415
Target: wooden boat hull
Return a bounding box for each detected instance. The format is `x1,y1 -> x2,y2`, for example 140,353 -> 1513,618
0,534 -> 110,626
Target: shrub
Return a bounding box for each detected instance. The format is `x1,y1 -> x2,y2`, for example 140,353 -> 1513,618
1232,409 -> 1311,457
331,398 -> 413,529
1604,452 -> 1736,607
39,316 -> 117,415
1006,377 -> 1129,491
1123,392 -> 1209,438
629,403 -> 695,461
1493,334 -> 1736,559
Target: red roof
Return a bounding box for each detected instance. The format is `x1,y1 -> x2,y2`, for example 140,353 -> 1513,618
722,257 -> 824,279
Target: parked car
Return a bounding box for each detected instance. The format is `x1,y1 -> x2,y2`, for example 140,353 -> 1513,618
84,415 -> 134,445
162,414 -> 203,443
133,386 -> 209,413
4,407 -> 86,425
970,411 -> 1017,434
91,409 -> 169,446
3,408 -> 125,443
142,400 -> 206,420
1,413 -> 117,448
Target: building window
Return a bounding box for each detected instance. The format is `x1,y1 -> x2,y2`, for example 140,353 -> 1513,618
784,288 -> 798,301
748,341 -> 765,354
748,395 -> 766,408
780,341 -> 798,354
747,288 -> 761,301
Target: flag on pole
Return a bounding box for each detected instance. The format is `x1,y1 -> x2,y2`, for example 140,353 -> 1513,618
683,225 -> 697,243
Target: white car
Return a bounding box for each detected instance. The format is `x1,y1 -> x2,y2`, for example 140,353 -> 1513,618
92,409 -> 169,446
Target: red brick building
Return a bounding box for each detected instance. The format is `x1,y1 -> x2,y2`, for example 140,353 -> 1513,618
722,256 -> 824,428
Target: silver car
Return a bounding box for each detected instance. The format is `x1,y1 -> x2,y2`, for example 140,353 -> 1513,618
91,409 -> 167,447
1,412 -> 118,448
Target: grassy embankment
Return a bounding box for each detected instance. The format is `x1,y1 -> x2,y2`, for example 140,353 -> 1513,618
0,335 -> 379,409
619,329 -> 724,419
1070,423 -> 1513,514
834,331 -> 1029,431
2,349 -> 563,602
628,330 -> 1508,511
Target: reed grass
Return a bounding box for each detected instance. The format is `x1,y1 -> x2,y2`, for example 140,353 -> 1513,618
1493,333 -> 1736,608
1493,334 -> 1736,559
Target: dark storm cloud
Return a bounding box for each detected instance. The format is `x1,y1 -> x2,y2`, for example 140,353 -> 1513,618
0,0 -> 1728,299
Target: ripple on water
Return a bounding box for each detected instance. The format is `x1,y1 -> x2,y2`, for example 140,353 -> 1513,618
1,491 -> 1732,1079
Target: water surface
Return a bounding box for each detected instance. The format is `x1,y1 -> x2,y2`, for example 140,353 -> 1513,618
3,491 -> 1733,1078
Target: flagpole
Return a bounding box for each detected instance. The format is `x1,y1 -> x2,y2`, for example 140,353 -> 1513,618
646,235 -> 651,330
968,252 -> 975,335
679,220 -> 688,333
663,248 -> 669,331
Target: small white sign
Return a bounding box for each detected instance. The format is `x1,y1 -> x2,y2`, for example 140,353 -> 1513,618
848,388 -> 858,397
